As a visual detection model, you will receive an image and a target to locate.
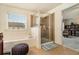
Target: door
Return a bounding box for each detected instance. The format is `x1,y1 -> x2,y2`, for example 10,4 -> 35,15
49,13 -> 55,42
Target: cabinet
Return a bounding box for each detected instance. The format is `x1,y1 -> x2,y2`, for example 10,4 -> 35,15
0,33 -> 3,55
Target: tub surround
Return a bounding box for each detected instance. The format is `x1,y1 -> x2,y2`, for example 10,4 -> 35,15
3,30 -> 37,53
3,36 -> 35,53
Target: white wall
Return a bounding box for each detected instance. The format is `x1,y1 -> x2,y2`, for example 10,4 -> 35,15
31,26 -> 41,49
63,18 -> 79,25
0,4 -> 31,31
31,14 -> 41,49
0,4 -> 36,47
65,14 -> 79,25
0,3 -> 78,47
63,4 -> 79,25
54,11 -> 63,45
54,4 -> 77,45
42,3 -> 77,45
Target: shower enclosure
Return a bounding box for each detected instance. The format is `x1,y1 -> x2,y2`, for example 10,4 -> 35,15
41,14 -> 55,44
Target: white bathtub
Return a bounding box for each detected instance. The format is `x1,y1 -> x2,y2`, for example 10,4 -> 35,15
3,37 -> 35,53
2,30 -> 37,53
2,30 -> 33,53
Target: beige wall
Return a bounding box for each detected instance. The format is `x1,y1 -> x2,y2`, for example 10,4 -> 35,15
0,4 -> 32,44
0,4 -> 31,31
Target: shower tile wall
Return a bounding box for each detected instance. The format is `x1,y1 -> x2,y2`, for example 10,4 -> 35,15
41,14 -> 55,43
41,16 -> 49,40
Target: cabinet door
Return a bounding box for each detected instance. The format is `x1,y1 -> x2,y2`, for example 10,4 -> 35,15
0,40 -> 3,55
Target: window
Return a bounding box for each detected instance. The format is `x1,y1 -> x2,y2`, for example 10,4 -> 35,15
8,12 -> 27,29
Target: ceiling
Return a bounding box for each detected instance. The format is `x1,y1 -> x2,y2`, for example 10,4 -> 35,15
4,3 -> 61,14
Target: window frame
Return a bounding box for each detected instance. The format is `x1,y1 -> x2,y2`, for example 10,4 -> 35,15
7,12 -> 28,30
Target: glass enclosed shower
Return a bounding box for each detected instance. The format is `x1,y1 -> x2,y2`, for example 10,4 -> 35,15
41,14 -> 55,44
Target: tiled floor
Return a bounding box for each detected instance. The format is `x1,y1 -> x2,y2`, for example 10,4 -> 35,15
63,37 -> 79,52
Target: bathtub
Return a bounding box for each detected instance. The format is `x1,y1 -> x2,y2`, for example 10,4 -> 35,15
3,37 -> 36,53
2,30 -> 36,53
2,29 -> 41,53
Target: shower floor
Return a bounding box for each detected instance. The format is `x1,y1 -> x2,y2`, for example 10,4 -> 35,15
41,37 -> 49,43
